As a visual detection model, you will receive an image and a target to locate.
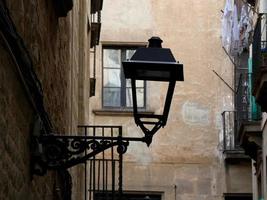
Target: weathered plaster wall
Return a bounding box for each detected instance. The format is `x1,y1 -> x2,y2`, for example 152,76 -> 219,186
100,0 -> 155,42
0,0 -> 90,199
89,0 -> 243,199
225,162 -> 252,193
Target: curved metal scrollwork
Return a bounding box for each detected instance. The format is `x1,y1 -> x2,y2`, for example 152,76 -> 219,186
32,135 -> 130,175
31,125 -> 147,176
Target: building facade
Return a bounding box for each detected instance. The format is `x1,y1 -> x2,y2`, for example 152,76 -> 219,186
1,0 -> 262,199
220,0 -> 267,200
235,0 -> 267,200
88,0 -> 252,199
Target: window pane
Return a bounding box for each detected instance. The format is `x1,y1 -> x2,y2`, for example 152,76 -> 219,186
104,68 -> 121,87
102,47 -> 145,109
103,49 -> 120,68
103,88 -> 121,107
126,49 -> 136,60
137,80 -> 144,87
126,88 -> 144,108
126,88 -> 133,107
136,88 -> 144,107
126,79 -> 131,87
126,79 -> 144,87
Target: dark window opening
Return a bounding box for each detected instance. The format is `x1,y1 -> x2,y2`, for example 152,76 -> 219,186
102,46 -> 146,109
224,193 -> 252,200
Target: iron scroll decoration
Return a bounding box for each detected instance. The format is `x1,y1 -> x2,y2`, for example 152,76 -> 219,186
32,134 -> 130,175
31,120 -> 145,175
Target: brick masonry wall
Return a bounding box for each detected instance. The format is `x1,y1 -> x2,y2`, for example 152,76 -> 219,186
6,0 -> 72,133
0,35 -> 55,199
0,0 -> 87,199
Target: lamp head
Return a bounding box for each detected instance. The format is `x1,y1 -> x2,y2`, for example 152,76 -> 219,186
122,37 -> 184,146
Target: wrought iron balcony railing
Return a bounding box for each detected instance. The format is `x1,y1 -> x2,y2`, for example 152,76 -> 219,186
222,111 -> 240,152
222,72 -> 261,153
222,72 -> 251,152
79,126 -> 124,200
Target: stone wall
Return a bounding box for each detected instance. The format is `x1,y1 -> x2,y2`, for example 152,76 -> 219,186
6,0 -> 72,133
0,0 -> 90,199
0,27 -> 55,199
225,161 -> 252,193
262,113 -> 267,199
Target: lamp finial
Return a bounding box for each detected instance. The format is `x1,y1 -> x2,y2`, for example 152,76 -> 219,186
148,36 -> 163,48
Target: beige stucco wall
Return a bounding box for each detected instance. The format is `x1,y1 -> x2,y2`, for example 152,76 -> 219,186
225,162 -> 252,193
89,0 -> 246,199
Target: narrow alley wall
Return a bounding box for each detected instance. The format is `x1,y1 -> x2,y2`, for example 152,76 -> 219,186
89,0 -> 235,199
0,0 -> 90,199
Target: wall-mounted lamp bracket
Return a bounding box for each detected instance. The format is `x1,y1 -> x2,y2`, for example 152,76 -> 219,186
31,125 -> 147,176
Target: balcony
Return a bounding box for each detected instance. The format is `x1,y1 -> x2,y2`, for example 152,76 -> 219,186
236,70 -> 262,162
222,71 -> 261,161
238,121 -> 262,161
222,111 -> 248,161
252,14 -> 267,112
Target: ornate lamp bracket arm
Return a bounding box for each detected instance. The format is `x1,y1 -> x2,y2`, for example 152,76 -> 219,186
31,134 -> 145,176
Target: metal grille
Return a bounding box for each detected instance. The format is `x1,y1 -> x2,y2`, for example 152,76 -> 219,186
236,73 -> 250,129
78,126 -> 123,200
89,158 -> 122,200
222,71 -> 261,152
222,72 -> 250,151
222,72 -> 251,151
222,73 -> 259,151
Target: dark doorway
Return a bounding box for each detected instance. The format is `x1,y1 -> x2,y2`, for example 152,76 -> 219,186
95,192 -> 162,200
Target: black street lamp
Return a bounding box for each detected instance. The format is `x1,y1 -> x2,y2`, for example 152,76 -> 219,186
122,37 -> 184,146
32,36 -> 183,175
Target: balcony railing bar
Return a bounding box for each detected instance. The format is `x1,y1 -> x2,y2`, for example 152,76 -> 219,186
78,126 -> 123,200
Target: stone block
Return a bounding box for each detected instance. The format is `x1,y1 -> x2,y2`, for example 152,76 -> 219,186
196,179 -> 212,195
176,179 -> 194,194
0,162 -> 9,198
